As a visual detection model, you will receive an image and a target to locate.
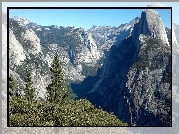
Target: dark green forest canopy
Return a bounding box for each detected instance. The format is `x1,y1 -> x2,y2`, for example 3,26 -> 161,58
9,96 -> 128,126
9,53 -> 128,126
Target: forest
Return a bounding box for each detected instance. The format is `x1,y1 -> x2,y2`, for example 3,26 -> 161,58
9,53 -> 128,126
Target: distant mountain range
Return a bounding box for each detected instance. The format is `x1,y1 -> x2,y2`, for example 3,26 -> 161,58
6,12 -> 139,99
2,9 -> 178,126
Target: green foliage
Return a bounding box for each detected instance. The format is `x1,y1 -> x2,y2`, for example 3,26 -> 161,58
131,54 -> 148,71
131,38 -> 170,71
9,49 -> 127,127
46,53 -> 70,103
9,96 -> 128,126
66,85 -> 77,100
162,59 -> 172,84
14,53 -> 49,81
9,74 -> 18,93
24,70 -> 36,101
146,38 -> 170,51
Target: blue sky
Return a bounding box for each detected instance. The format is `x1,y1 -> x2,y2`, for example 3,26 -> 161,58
9,9 -> 171,29
2,2 -> 176,29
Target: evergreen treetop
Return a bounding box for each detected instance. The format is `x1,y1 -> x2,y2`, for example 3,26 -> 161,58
9,74 -> 19,96
46,52 -> 70,103
24,70 -> 35,101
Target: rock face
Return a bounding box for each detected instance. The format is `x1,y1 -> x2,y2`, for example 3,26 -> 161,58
132,9 -> 169,46
7,13 -> 138,99
6,9 -> 172,126
81,9 -> 171,126
90,17 -> 139,50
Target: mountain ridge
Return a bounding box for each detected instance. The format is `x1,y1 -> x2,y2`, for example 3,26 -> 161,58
3,9 -> 173,125
72,9 -> 172,126
7,12 -> 139,87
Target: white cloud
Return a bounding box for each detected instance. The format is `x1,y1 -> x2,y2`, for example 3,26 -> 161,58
147,2 -> 165,7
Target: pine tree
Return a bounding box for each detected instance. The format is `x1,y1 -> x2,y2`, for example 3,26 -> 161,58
46,52 -> 70,103
24,70 -> 35,101
9,74 -> 18,96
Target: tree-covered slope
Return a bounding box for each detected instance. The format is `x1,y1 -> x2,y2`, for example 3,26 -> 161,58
9,96 -> 128,126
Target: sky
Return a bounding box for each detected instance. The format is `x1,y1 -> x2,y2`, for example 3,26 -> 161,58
8,9 -> 171,29
2,2 -> 177,29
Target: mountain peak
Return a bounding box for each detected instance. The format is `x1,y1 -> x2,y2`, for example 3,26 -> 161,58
12,16 -> 30,26
142,9 -> 169,45
132,9 -> 169,46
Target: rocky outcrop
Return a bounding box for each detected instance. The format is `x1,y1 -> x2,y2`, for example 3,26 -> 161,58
90,17 -> 139,51
127,10 -> 171,126
132,9 -> 169,46
85,9 -> 171,126
6,9 -> 172,126
7,13 -> 137,99
126,37 -> 171,126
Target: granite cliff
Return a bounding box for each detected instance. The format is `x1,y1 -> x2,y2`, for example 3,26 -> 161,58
74,9 -> 171,126
4,9 -> 172,126
6,12 -> 138,99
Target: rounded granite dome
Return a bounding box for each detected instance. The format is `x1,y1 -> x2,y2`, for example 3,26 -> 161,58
132,9 -> 169,46
141,9 -> 169,45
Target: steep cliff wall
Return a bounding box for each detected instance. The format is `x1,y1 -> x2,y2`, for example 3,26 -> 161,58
86,9 -> 171,126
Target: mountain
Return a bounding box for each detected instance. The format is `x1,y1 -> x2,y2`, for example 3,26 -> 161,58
5,9 -> 172,126
165,27 -> 171,46
90,17 -> 139,50
7,13 -> 138,99
73,9 -> 171,126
